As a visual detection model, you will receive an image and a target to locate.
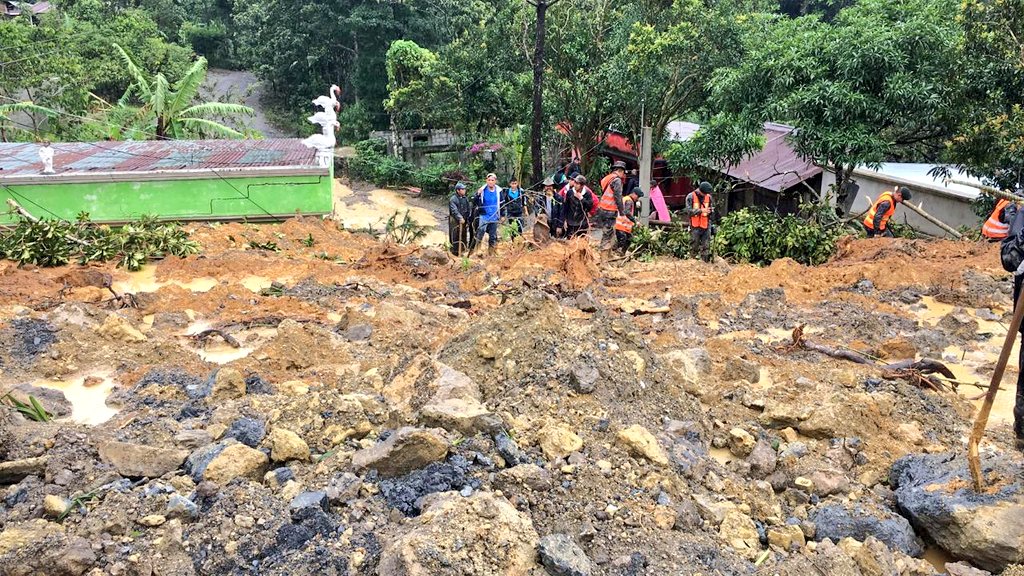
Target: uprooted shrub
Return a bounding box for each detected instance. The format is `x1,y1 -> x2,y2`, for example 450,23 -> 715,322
713,201 -> 844,266
0,213 -> 200,271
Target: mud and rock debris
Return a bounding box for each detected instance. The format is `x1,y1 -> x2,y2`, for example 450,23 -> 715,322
0,219 -> 1021,576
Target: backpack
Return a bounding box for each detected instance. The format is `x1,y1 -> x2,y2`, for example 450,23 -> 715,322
999,204 -> 1024,273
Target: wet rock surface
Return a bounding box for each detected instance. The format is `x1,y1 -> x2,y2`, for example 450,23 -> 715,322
891,452 -> 1024,572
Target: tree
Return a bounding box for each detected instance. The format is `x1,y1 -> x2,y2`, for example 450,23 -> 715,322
606,0 -> 768,151
705,0 -> 966,211
113,44 -> 253,138
383,40 -> 458,129
943,0 -> 1024,188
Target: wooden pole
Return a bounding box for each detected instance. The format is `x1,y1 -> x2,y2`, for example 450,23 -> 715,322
638,126 -> 652,226
944,178 -> 1024,203
899,199 -> 963,239
968,285 -> 1024,491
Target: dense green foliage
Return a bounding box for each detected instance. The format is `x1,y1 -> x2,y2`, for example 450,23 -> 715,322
0,215 -> 200,271
712,202 -> 846,265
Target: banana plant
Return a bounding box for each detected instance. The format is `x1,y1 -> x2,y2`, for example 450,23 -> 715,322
113,44 -> 254,139
0,101 -> 56,142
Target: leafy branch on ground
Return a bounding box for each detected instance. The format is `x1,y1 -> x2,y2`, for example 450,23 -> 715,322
0,214 -> 200,271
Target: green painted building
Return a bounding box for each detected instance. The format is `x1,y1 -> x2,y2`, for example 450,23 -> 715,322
0,139 -> 332,224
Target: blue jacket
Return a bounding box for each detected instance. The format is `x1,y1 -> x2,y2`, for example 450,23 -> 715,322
476,185 -> 501,223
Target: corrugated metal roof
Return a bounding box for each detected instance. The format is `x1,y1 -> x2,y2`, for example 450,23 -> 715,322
724,123 -> 821,193
666,121 -> 821,192
0,139 -> 319,178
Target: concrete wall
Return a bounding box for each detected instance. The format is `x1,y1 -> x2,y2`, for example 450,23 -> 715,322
821,170 -> 981,237
1,171 -> 332,225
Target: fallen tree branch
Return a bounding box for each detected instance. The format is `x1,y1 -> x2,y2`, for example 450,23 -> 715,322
191,329 -> 241,348
899,200 -> 963,239
783,325 -> 955,392
5,199 -> 90,246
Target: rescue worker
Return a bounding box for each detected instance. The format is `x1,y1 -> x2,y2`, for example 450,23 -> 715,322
1007,207 -> 1024,450
686,181 -> 714,262
982,198 -> 1017,241
615,186 -> 643,252
597,160 -> 627,256
469,173 -> 502,257
448,182 -> 472,256
561,174 -> 594,238
501,177 -> 528,238
863,186 -> 912,238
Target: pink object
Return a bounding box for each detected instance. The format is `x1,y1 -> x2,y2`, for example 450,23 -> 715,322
650,185 -> 670,222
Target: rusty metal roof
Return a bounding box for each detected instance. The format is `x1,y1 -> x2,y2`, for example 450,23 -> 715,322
722,123 -> 822,192
667,121 -> 821,192
0,139 -> 320,178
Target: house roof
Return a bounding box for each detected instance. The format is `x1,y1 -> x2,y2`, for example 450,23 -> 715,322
0,139 -> 321,181
668,121 -> 821,193
849,163 -> 985,200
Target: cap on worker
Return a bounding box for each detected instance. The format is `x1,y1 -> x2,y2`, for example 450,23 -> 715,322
612,160 -> 627,171
699,181 -> 713,194
898,186 -> 912,201
455,182 -> 466,190
631,186 -> 644,197
575,174 -> 588,184
569,171 -> 581,179
542,177 -> 555,186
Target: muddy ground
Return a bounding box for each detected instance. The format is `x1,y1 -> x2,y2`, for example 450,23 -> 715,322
1,191 -> 1023,576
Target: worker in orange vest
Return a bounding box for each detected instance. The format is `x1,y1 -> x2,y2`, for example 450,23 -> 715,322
615,186 -> 644,252
982,198 -> 1017,241
686,181 -> 714,262
862,186 -> 912,238
596,160 -> 627,257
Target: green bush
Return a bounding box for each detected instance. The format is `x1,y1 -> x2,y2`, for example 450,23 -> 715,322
0,214 -> 200,271
180,21 -> 235,68
337,102 -> 373,144
712,202 -> 842,266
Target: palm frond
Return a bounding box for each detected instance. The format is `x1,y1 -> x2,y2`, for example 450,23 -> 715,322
152,74 -> 171,119
169,57 -> 209,115
113,43 -> 151,100
179,117 -> 245,139
181,102 -> 254,117
0,101 -> 57,118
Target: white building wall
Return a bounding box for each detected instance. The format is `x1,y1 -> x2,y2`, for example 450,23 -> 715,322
821,169 -> 982,237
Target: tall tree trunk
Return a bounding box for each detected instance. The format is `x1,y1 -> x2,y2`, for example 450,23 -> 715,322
529,0 -> 558,189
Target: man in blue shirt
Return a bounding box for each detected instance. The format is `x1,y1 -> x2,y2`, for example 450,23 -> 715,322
470,173 -> 502,257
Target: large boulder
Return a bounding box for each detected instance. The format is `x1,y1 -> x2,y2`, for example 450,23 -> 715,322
98,441 -> 189,479
809,500 -> 923,557
377,491 -> 539,575
891,452 -> 1024,572
537,533 -> 592,576
616,424 -> 669,466
352,427 -> 449,478
202,443 -> 269,484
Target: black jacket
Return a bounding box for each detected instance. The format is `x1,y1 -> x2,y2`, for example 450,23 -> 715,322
449,193 -> 472,222
561,186 -> 594,227
501,188 -> 527,218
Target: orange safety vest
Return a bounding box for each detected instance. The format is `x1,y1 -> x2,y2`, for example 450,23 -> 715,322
598,173 -> 620,213
863,192 -> 897,231
982,199 -> 1012,239
614,201 -> 635,233
690,192 -> 711,229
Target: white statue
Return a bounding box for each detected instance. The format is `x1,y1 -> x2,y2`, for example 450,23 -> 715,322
38,141 -> 54,174
303,85 -> 343,168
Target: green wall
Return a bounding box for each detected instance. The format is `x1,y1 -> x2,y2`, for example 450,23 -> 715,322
1,172 -> 332,225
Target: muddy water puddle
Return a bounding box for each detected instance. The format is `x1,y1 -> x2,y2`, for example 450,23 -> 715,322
332,181 -> 446,246
113,266 -> 283,296
32,371 -> 119,426
912,297 -> 1016,425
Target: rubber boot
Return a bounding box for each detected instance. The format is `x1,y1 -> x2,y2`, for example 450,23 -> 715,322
488,245 -> 497,258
